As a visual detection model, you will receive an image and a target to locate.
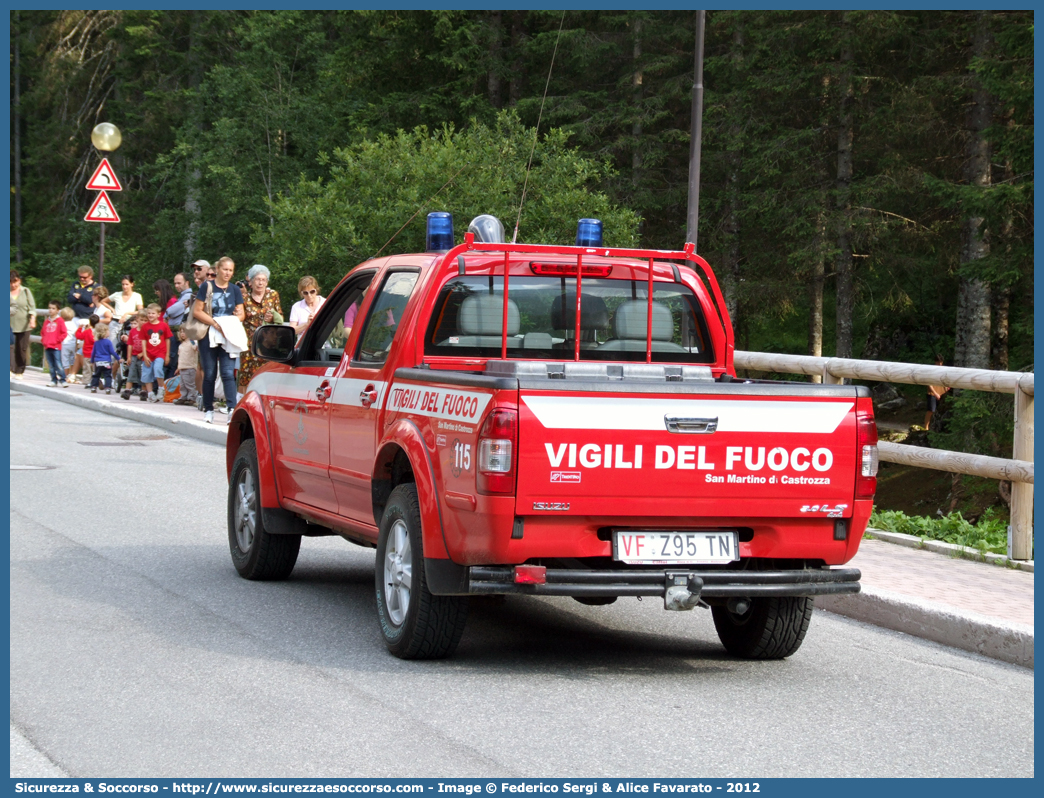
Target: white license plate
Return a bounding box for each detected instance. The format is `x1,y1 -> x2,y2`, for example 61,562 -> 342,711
613,530 -> 739,565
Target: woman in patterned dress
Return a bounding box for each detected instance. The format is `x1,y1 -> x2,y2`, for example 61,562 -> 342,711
237,264 -> 283,393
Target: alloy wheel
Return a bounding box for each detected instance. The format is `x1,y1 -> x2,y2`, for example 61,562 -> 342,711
383,518 -> 412,626
234,468 -> 256,553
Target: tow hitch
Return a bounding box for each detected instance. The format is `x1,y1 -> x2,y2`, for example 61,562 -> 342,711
664,572 -> 705,611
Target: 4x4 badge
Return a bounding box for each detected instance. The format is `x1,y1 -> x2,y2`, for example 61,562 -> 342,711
800,503 -> 848,518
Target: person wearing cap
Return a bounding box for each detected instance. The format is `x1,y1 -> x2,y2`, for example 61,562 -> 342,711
237,264 -> 284,393
192,259 -> 212,289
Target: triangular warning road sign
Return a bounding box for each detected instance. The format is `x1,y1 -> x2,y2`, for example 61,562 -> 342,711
84,191 -> 121,223
85,158 -> 123,191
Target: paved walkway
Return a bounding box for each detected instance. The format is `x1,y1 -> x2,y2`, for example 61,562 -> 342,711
11,366 -> 1034,666
11,365 -> 229,444
11,364 -> 230,423
850,538 -> 1033,627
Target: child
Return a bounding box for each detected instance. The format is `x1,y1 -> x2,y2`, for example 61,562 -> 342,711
73,313 -> 100,388
139,302 -> 173,403
92,287 -> 113,328
88,323 -> 117,394
40,301 -> 69,387
173,328 -> 200,405
59,307 -> 79,382
120,312 -> 146,400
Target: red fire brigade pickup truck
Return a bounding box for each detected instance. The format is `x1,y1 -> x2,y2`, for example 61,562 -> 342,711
226,215 -> 877,661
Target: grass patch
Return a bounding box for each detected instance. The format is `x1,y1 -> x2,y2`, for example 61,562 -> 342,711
868,508 -> 1014,556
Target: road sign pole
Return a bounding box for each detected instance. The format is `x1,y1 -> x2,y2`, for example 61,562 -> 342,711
85,124 -> 123,289
99,222 -> 105,288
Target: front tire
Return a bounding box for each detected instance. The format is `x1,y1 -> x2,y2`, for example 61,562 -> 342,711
712,596 -> 814,659
228,439 -> 301,580
375,484 -> 468,659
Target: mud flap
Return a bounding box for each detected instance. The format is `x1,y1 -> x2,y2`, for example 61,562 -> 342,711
425,557 -> 470,595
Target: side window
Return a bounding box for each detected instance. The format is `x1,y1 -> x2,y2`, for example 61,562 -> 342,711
299,272 -> 375,363
354,271 -> 420,365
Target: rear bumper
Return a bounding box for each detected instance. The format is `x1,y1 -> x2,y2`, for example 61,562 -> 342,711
465,565 -> 861,598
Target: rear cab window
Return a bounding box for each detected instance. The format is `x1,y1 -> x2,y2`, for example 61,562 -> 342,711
423,274 -> 714,363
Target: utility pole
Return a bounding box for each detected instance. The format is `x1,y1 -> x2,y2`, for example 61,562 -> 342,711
14,10 -> 22,263
686,10 -> 706,249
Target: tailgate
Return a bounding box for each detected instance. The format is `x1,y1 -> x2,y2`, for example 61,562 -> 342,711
516,386 -> 858,519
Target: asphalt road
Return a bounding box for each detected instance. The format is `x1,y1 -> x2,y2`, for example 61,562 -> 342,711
9,392 -> 1035,778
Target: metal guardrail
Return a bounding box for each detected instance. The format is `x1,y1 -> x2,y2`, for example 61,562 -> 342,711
735,350 -> 1034,560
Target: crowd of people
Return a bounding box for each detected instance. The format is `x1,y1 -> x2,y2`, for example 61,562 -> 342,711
10,259 -> 329,425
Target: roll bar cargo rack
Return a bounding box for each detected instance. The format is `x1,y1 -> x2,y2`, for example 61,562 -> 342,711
437,233 -> 735,371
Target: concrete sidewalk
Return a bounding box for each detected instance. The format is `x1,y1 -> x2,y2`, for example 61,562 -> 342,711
11,365 -> 227,445
818,539 -> 1033,667
10,368 -> 1034,668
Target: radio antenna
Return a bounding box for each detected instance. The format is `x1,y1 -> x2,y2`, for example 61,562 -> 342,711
373,160 -> 470,259
512,12 -> 566,244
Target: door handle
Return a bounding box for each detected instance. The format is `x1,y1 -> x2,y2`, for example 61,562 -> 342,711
316,380 -> 331,403
664,415 -> 718,434
360,384 -> 378,407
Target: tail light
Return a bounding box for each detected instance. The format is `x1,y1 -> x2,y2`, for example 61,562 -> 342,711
477,408 -> 517,495
530,262 -> 612,277
855,403 -> 878,499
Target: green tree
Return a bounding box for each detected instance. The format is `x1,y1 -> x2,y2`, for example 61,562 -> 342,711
256,112 -> 640,297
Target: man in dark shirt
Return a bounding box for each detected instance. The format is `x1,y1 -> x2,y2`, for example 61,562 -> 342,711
67,266 -> 97,319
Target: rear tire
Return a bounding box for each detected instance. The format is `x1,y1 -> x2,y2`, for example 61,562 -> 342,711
375,484 -> 468,659
228,439 -> 301,580
712,596 -> 814,659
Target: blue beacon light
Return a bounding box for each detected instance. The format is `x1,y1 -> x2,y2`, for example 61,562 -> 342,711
575,218 -> 603,247
426,212 -> 454,252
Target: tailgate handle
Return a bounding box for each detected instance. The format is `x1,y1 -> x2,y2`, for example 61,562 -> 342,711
664,415 -> 718,434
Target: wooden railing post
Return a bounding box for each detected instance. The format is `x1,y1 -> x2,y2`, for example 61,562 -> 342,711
1010,377 -> 1034,560
735,350 -> 1034,556
822,358 -> 843,385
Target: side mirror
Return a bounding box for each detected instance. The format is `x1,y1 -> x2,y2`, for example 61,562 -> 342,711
253,324 -> 297,363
